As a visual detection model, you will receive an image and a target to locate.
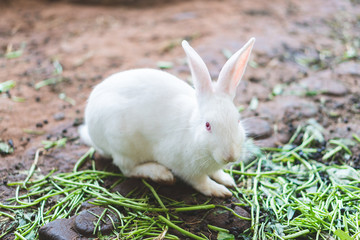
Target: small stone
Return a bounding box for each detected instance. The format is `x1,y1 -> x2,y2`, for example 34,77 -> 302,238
284,102 -> 318,121
53,112 -> 65,121
38,218 -> 79,240
299,70 -> 348,96
323,81 -> 348,96
335,61 -> 360,76
72,117 -> 83,127
171,11 -> 197,21
74,206 -> 118,237
243,117 -> 273,139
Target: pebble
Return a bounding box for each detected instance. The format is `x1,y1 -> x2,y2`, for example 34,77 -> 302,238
38,218 -> 79,240
299,70 -> 348,96
242,117 -> 273,139
53,112 -> 65,121
74,206 -> 118,236
171,11 -> 198,21
335,61 -> 360,76
284,102 -> 318,121
38,206 -> 119,239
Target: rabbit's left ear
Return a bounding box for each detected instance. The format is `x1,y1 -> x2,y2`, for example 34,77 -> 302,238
215,38 -> 255,99
182,40 -> 214,99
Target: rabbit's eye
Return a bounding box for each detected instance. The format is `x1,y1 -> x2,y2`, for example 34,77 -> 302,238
205,122 -> 211,132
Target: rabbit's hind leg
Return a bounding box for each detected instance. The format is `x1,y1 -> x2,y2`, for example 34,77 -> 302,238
113,156 -> 175,184
130,162 -> 175,184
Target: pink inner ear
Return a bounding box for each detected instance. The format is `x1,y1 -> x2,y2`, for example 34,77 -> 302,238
231,46 -> 252,90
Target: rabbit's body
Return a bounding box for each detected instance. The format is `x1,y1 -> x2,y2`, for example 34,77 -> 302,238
80,39 -> 255,197
82,68 -> 195,160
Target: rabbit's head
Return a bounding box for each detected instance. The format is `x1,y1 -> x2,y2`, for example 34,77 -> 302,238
182,38 -> 255,165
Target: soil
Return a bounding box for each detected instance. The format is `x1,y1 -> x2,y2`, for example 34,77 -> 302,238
0,0 -> 359,239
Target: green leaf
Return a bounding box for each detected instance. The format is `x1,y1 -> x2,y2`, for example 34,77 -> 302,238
222,48 -> 233,59
42,138 -> 67,150
334,229 -> 353,240
249,60 -> 258,68
238,105 -> 245,112
0,141 -> 14,155
5,50 -> 23,59
5,42 -> 26,59
249,96 -> 258,111
287,206 -> 295,221
157,61 -> 173,69
343,47 -> 357,60
217,231 -> 235,240
35,77 -> 62,90
305,90 -> 319,96
53,60 -> 63,75
272,84 -> 284,96
0,80 -> 16,93
11,96 -> 26,102
353,134 -> 360,143
59,93 -> 76,105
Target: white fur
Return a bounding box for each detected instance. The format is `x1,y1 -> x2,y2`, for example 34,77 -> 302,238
79,38 -> 255,197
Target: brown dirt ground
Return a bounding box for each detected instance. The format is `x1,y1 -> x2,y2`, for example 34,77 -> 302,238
0,0 -> 360,238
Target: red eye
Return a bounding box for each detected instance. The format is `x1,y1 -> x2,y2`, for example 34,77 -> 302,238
205,122 -> 211,132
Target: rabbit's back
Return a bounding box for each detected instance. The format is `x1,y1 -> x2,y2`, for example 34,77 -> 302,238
84,68 -> 196,159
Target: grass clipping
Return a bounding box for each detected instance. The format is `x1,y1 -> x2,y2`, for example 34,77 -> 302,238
1,121 -> 360,240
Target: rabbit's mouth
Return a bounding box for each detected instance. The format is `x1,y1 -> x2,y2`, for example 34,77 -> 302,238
213,150 -> 240,165
224,155 -> 238,164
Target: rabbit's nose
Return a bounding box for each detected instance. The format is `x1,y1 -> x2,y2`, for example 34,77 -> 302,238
225,155 -> 237,163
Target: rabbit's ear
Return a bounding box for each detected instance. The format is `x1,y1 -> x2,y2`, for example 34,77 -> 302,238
182,40 -> 214,98
216,38 -> 255,99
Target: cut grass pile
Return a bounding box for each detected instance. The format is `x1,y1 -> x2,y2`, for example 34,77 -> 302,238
1,120 -> 360,240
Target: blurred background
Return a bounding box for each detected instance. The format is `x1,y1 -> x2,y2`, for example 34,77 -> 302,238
0,0 -> 359,175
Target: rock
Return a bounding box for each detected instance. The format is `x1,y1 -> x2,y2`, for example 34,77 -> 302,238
79,199 -> 98,210
38,218 -> 80,240
243,117 -> 273,139
255,96 -> 319,123
299,70 -> 348,96
171,12 -> 198,21
74,206 -> 119,237
284,101 -> 318,121
53,112 -> 65,121
236,81 -> 271,103
323,81 -> 348,96
335,61 -> 360,76
255,129 -> 292,148
39,206 -> 119,240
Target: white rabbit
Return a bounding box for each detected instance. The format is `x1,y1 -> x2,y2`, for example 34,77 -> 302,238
79,38 -> 255,197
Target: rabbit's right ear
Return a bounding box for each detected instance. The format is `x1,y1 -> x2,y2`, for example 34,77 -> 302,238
215,38 -> 255,100
182,40 -> 214,99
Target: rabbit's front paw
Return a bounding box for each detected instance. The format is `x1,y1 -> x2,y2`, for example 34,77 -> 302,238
193,176 -> 232,198
211,170 -> 236,187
